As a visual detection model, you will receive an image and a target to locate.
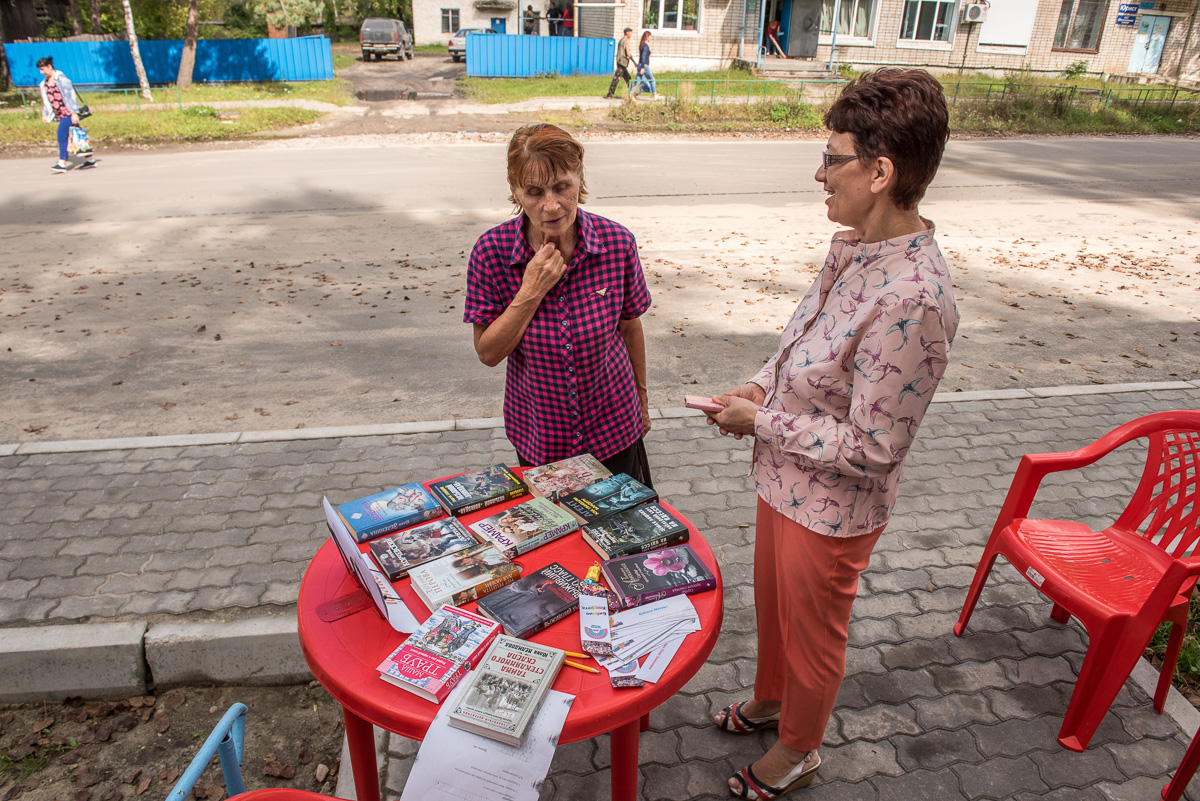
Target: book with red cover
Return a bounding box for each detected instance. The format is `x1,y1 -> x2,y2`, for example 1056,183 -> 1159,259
376,605 -> 502,704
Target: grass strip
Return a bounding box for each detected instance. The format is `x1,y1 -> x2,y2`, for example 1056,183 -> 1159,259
0,106 -> 324,146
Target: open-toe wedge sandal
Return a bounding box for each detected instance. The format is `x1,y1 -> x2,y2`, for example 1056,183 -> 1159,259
715,701 -> 781,734
729,752 -> 821,799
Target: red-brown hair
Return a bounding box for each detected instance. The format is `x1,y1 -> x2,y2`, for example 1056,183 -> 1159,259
824,68 -> 949,210
506,123 -> 588,207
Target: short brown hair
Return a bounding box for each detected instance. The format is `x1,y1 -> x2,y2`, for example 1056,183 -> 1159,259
506,123 -> 588,206
824,68 -> 949,210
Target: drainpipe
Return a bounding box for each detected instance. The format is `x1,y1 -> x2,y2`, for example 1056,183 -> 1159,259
827,0 -> 841,72
739,0 -> 748,58
755,0 -> 768,69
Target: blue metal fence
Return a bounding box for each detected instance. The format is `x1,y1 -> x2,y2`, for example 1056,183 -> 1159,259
466,34 -> 614,78
3,36 -> 333,87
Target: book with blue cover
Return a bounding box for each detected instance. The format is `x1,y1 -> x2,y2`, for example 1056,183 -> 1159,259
337,483 -> 443,543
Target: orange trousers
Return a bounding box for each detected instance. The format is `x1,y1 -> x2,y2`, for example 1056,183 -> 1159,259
753,497 -> 883,751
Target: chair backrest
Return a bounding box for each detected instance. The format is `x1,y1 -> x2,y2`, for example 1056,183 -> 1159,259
1115,411 -> 1200,558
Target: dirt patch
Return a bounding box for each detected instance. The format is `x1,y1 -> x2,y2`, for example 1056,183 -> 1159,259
0,685 -> 345,801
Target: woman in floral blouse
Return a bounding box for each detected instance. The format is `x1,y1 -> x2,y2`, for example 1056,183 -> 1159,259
37,56 -> 95,174
704,69 -> 959,799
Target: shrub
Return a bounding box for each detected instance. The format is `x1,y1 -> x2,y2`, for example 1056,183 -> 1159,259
1063,60 -> 1090,80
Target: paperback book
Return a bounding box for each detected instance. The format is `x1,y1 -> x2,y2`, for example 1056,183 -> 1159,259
522,453 -> 613,503
581,502 -> 689,560
408,541 -> 522,611
559,473 -> 657,525
427,464 -> 528,517
336,483 -> 443,543
376,604 -> 501,704
447,635 -> 566,746
600,544 -> 717,609
469,497 -> 579,559
366,518 -> 481,582
475,562 -> 582,638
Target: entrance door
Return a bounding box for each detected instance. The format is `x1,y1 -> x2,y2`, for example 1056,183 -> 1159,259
491,16 -> 507,33
1128,15 -> 1170,74
788,0 -> 821,58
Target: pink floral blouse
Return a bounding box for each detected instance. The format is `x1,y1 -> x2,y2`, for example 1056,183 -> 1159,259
749,221 -> 959,538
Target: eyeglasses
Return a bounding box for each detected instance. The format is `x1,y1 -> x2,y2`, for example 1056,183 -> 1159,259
822,151 -> 860,169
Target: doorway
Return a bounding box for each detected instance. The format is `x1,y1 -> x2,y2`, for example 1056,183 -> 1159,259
1128,15 -> 1170,74
491,16 -> 507,33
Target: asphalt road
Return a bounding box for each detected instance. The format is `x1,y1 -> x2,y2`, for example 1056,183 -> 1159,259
1,135 -> 1198,443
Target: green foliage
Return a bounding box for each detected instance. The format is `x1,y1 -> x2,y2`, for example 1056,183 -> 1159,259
837,63 -> 856,79
180,104 -> 220,118
1063,60 -> 1090,80
221,1 -> 270,37
0,106 -> 323,145
248,0 -> 325,29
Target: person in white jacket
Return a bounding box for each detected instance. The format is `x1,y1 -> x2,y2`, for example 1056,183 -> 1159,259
37,56 -> 95,173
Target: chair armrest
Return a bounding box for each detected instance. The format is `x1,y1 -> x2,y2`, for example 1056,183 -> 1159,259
165,703 -> 248,801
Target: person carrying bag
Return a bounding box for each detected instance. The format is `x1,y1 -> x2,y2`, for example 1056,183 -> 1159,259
37,56 -> 97,173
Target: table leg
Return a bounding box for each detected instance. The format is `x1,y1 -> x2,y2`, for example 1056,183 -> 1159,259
343,707 -> 381,801
610,718 -> 641,801
639,712 -> 650,732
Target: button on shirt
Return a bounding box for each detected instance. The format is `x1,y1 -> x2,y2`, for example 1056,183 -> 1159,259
750,222 -> 959,538
465,209 -> 652,465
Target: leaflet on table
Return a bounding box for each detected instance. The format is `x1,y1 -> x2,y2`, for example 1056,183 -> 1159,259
578,594 -> 614,658
399,676 -> 574,801
598,595 -> 700,668
322,496 -> 419,633
635,635 -> 687,684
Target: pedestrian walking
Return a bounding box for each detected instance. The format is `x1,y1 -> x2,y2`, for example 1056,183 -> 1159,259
37,56 -> 96,174
631,31 -> 655,99
465,123 -> 654,486
702,69 -> 956,799
604,27 -> 636,98
523,5 -> 540,35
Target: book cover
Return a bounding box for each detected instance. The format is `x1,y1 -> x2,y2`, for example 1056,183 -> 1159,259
447,635 -> 566,746
600,544 -> 717,609
559,473 -> 658,525
337,483 -> 443,543
376,605 -> 502,704
475,562 -> 582,638
581,502 -> 689,560
468,497 -> 579,559
427,464 -> 528,517
522,454 -> 613,503
367,518 -> 481,582
408,541 -> 522,611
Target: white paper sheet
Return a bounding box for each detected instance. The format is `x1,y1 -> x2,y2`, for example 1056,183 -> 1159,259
400,678 -> 574,801
359,552 -> 420,633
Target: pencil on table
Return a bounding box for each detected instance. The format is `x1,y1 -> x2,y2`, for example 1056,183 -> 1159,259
564,660 -> 599,674
564,651 -> 589,659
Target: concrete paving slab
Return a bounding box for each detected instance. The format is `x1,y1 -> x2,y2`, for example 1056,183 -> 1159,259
0,621 -> 148,702
1030,381 -> 1197,397
145,614 -> 312,687
453,418 -> 504,430
14,433 -> 239,455
932,388 -> 1034,403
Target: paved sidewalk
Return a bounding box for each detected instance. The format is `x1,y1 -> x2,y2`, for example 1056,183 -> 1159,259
4,382 -> 1200,799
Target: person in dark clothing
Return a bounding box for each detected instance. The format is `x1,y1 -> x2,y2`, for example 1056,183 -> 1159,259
604,27 -> 636,98
632,31 -> 655,99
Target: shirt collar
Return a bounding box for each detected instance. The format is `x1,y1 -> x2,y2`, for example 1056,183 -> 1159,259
505,207 -> 606,268
833,218 -> 937,259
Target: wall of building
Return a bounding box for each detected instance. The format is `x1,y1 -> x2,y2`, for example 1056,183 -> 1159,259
412,2 -> 517,44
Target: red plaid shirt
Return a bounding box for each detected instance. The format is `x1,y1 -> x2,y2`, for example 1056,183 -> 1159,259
465,209 -> 652,464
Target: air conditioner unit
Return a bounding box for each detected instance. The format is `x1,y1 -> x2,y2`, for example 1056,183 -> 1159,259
961,2 -> 988,22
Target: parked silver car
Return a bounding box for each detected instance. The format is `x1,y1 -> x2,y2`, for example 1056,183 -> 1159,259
448,28 -> 498,62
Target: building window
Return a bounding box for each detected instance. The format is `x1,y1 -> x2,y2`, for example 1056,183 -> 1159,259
820,0 -> 875,38
441,8 -> 460,32
900,0 -> 956,41
642,0 -> 699,31
1053,0 -> 1106,50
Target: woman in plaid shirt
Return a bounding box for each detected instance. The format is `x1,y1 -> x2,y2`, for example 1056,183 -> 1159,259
705,70 -> 958,799
465,124 -> 653,485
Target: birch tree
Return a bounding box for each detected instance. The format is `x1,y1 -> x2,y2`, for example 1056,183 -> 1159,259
121,0 -> 153,101
176,0 -> 201,89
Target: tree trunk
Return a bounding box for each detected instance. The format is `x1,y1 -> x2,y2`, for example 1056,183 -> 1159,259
89,0 -> 101,34
176,0 -> 200,89
0,3 -> 9,92
67,0 -> 83,35
121,0 -> 152,101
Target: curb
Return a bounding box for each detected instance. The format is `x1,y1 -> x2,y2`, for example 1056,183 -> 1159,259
5,380 -> 1199,456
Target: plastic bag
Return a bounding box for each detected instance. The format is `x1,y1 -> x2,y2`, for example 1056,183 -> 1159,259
68,126 -> 92,155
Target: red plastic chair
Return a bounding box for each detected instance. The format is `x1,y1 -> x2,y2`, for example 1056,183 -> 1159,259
1162,723 -> 1200,800
955,410 -> 1200,752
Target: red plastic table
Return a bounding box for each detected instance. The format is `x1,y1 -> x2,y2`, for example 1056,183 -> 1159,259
297,476 -> 724,801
